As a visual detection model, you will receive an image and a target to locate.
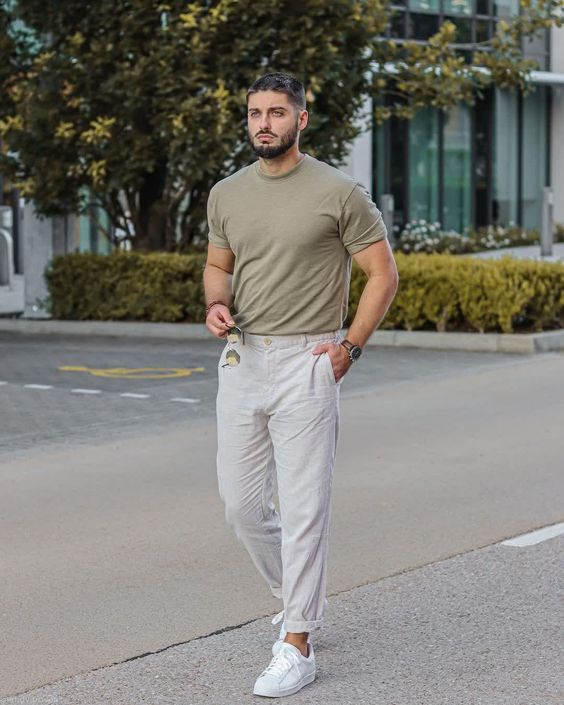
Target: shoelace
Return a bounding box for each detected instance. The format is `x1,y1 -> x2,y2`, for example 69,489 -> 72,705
271,609 -> 284,626
261,647 -> 299,678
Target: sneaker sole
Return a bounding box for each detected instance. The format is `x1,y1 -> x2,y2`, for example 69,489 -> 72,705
253,670 -> 316,697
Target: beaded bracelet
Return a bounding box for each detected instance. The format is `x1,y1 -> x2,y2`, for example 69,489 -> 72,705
205,299 -> 229,318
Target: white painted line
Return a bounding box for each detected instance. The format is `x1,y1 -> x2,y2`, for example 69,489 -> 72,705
120,393 -> 150,399
501,522 -> 564,547
0,381 -> 8,386
71,389 -> 102,395
24,384 -> 53,390
171,397 -> 201,404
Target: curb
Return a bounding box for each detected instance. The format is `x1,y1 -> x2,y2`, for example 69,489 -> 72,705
366,329 -> 564,354
0,319 -> 213,340
1,319 -> 564,354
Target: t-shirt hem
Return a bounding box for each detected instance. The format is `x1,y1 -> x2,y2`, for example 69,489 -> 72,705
207,238 -> 232,249
347,232 -> 388,255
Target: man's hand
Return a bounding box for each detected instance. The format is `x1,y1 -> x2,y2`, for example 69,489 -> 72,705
206,304 -> 236,339
312,342 -> 352,383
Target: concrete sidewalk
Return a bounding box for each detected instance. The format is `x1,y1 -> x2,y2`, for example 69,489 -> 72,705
2,535 -> 561,705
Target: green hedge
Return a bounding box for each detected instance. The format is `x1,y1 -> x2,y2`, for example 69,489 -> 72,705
45,251 -> 564,334
45,252 -> 206,322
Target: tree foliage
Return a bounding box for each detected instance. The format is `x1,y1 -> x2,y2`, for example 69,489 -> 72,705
0,0 -> 562,251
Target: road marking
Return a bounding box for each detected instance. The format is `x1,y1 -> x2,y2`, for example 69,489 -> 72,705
501,522 -> 564,547
12,382 -> 205,405
60,366 -> 205,379
0,381 -> 8,386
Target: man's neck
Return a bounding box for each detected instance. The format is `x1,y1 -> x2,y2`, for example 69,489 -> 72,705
258,149 -> 305,177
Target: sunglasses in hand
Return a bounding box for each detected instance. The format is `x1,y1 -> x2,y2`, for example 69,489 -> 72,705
222,326 -> 244,367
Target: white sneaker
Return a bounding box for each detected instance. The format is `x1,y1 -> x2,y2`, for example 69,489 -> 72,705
253,642 -> 316,698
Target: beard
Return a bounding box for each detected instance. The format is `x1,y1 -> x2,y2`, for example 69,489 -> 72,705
249,118 -> 299,159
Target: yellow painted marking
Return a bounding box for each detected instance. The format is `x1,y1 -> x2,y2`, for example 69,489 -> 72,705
59,366 -> 205,380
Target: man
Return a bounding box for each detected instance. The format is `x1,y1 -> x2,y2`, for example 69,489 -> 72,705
203,73 -> 398,698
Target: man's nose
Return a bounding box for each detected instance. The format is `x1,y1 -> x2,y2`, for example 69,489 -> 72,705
258,115 -> 271,131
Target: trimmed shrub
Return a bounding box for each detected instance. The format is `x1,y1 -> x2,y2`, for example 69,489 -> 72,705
348,253 -> 564,333
45,251 -> 206,322
46,251 -> 564,334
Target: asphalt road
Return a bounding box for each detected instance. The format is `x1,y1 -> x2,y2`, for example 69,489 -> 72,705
0,331 -> 549,458
1,333 -> 563,702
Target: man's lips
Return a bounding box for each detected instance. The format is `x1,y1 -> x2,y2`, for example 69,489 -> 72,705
257,134 -> 275,141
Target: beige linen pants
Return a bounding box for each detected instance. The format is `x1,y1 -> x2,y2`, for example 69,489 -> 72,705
216,329 -> 343,633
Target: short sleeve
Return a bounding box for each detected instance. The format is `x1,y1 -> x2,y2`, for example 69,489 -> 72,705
206,186 -> 231,249
338,183 -> 388,255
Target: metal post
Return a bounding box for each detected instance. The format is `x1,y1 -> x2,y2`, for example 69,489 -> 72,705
380,193 -> 395,247
540,186 -> 553,258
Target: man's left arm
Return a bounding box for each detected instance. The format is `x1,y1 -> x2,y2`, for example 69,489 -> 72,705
312,183 -> 399,381
316,238 -> 399,382
346,238 -> 399,349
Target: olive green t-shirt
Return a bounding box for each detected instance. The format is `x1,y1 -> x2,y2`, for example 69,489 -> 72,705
206,152 -> 388,335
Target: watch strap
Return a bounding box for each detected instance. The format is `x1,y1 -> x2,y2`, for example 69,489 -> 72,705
340,338 -> 362,362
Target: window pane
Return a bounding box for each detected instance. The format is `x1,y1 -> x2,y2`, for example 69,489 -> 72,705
409,0 -> 439,9
448,16 -> 473,43
476,0 -> 489,14
389,9 -> 406,37
443,104 -> 472,232
408,12 -> 440,40
444,0 -> 474,15
493,88 -> 518,225
373,100 -> 387,200
475,18 -> 490,43
390,114 -> 407,229
409,107 -> 440,223
494,0 -> 519,16
474,90 -> 492,227
522,86 -> 547,229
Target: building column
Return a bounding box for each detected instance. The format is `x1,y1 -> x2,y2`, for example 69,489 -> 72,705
551,26 -> 564,225
340,95 -> 374,196
22,205 -> 76,319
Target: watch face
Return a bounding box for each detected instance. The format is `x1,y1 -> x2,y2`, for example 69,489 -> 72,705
351,346 -> 362,361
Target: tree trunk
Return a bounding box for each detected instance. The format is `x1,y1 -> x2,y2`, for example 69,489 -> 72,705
133,163 -> 169,251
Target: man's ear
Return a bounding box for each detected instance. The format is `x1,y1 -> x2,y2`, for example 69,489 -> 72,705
299,109 -> 309,130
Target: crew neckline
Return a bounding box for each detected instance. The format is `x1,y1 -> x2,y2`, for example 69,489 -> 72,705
254,153 -> 310,181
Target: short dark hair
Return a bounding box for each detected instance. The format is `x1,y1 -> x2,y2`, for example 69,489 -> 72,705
246,73 -> 306,112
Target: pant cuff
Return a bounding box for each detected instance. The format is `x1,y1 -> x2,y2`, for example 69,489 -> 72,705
283,618 -> 324,633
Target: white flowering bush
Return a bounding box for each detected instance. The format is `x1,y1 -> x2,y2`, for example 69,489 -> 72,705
394,220 -> 462,254
393,220 -> 562,255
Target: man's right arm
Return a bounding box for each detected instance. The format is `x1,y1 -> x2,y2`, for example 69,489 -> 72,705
203,244 -> 236,339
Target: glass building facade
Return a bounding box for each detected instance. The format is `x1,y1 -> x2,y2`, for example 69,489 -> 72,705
373,0 -> 551,232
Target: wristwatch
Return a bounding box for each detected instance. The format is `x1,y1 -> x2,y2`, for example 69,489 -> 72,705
340,339 -> 362,363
